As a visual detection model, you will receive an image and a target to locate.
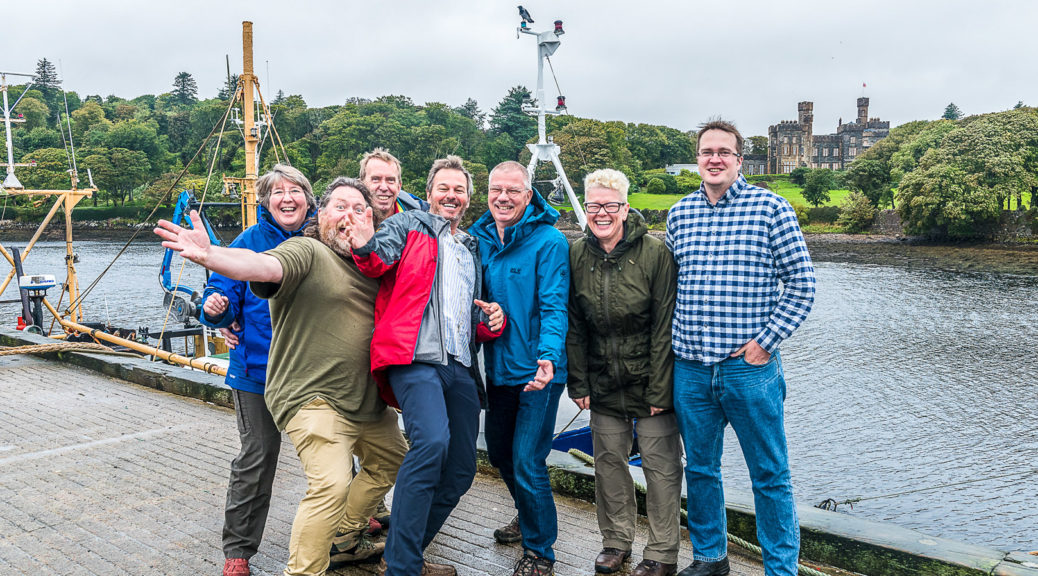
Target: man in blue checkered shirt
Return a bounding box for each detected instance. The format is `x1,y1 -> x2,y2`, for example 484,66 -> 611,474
666,120 -> 816,576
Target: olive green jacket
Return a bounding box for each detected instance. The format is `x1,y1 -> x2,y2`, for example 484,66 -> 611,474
566,213 -> 677,419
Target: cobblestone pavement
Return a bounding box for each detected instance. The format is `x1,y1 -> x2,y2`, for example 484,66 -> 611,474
0,354 -> 764,576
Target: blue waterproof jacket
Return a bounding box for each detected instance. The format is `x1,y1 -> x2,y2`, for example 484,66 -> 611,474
471,190 -> 569,386
200,205 -> 315,394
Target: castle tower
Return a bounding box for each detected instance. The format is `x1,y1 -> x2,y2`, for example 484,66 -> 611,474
857,97 -> 869,125
798,101 -> 813,167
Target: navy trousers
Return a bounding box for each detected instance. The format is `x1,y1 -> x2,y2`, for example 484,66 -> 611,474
383,360 -> 480,576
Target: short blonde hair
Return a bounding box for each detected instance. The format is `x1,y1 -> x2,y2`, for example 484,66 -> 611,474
256,164 -> 316,210
583,169 -> 630,202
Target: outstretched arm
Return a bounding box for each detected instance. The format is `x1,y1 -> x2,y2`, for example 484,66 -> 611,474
155,210 -> 283,284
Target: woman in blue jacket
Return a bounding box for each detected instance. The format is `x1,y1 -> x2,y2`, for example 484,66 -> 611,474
200,164 -> 315,576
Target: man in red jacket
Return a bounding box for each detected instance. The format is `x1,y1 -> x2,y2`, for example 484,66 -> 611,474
348,156 -> 504,576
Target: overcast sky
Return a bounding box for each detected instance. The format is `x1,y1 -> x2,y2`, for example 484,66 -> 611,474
8,0 -> 1037,138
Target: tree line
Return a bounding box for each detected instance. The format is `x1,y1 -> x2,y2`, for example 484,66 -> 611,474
7,61 -> 697,213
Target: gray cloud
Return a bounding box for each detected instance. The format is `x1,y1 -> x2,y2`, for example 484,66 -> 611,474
9,0 -> 1036,138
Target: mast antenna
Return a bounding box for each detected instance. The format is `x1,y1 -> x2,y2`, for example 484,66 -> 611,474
517,14 -> 586,228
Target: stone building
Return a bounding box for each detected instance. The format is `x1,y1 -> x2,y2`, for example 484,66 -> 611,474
767,98 -> 889,174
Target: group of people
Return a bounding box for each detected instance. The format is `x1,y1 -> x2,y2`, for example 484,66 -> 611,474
155,119 -> 816,576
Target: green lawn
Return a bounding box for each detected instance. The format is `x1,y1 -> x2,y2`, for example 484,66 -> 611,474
628,184 -> 851,212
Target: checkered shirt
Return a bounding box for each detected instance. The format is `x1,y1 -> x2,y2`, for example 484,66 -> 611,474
665,175 -> 816,365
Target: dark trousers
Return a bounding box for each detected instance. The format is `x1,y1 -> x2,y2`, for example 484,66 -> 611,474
223,388 -> 282,559
484,380 -> 564,561
383,360 -> 480,576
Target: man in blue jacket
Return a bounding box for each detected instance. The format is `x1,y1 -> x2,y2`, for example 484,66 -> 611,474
200,165 -> 318,576
471,161 -> 570,576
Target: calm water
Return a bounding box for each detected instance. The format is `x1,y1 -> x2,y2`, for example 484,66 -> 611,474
2,237 -> 1036,551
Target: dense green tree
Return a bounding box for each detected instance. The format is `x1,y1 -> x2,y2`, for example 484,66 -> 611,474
19,148 -> 73,190
82,147 -> 151,205
802,168 -> 834,207
104,120 -> 169,176
889,120 -> 957,183
942,102 -> 963,120
844,158 -> 892,208
172,72 -> 198,107
69,100 -> 111,140
837,191 -> 877,233
454,98 -> 486,129
746,135 -> 769,156
15,97 -> 50,130
218,74 -> 240,100
33,58 -> 60,91
789,166 -> 810,186
1014,101 -> 1025,109
489,86 -> 536,159
897,108 -> 1038,237
20,127 -> 62,150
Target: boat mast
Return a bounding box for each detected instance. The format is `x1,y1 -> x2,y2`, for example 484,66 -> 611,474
240,21 -> 259,228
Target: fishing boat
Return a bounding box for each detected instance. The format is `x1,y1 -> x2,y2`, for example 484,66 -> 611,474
0,22 -> 287,377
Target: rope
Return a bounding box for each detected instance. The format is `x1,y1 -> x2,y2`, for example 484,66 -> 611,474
816,467 -> 1038,511
567,449 -> 833,576
0,342 -> 112,356
552,407 -> 585,440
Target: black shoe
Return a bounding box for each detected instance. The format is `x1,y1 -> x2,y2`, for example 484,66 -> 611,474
677,558 -> 730,576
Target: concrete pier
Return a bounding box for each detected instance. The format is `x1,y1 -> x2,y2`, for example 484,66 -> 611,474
0,351 -> 765,576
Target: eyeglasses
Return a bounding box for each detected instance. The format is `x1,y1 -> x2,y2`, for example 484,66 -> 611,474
489,186 -> 527,197
584,202 -> 626,214
271,187 -> 307,196
696,149 -> 741,159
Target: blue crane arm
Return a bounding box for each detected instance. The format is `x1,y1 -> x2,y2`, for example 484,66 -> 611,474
159,190 -> 223,296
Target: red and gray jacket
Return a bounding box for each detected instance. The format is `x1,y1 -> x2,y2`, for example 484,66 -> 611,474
352,210 -> 503,408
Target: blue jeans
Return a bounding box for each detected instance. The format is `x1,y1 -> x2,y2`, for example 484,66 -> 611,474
673,351 -> 799,576
484,380 -> 564,561
383,360 -> 481,576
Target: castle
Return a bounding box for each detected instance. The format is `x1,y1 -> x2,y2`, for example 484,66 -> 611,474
766,98 -> 889,174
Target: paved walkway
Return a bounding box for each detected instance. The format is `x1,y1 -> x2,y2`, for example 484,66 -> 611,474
0,354 -> 765,576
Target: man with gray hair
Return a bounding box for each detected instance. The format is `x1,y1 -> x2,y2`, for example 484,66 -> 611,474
471,160 -> 570,576
359,147 -> 428,221
158,178 -> 408,576
347,155 -> 505,576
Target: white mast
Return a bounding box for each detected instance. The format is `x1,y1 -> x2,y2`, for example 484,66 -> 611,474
1,72 -> 35,190
518,17 -> 587,228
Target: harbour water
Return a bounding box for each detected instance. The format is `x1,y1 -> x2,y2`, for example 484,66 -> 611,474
2,237 -> 1036,551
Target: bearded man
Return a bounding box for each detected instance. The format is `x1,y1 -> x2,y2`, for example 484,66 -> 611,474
155,177 -> 408,576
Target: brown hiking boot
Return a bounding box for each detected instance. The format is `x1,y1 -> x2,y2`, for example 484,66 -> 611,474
328,531 -> 384,568
494,514 -> 522,544
376,557 -> 457,576
632,559 -> 678,576
595,548 -> 631,573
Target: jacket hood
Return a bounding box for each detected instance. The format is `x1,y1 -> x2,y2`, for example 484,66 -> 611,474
257,204 -> 317,238
583,210 -> 648,258
471,186 -> 559,245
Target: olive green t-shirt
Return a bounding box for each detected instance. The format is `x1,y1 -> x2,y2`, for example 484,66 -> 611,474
251,236 -> 383,430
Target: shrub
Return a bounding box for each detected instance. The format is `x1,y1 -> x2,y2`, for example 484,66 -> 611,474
792,202 -> 810,226
837,191 -> 877,233
807,206 -> 841,224
646,178 -> 666,195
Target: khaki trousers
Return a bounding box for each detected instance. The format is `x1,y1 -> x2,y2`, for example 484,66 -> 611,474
283,398 -> 408,576
591,410 -> 683,564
